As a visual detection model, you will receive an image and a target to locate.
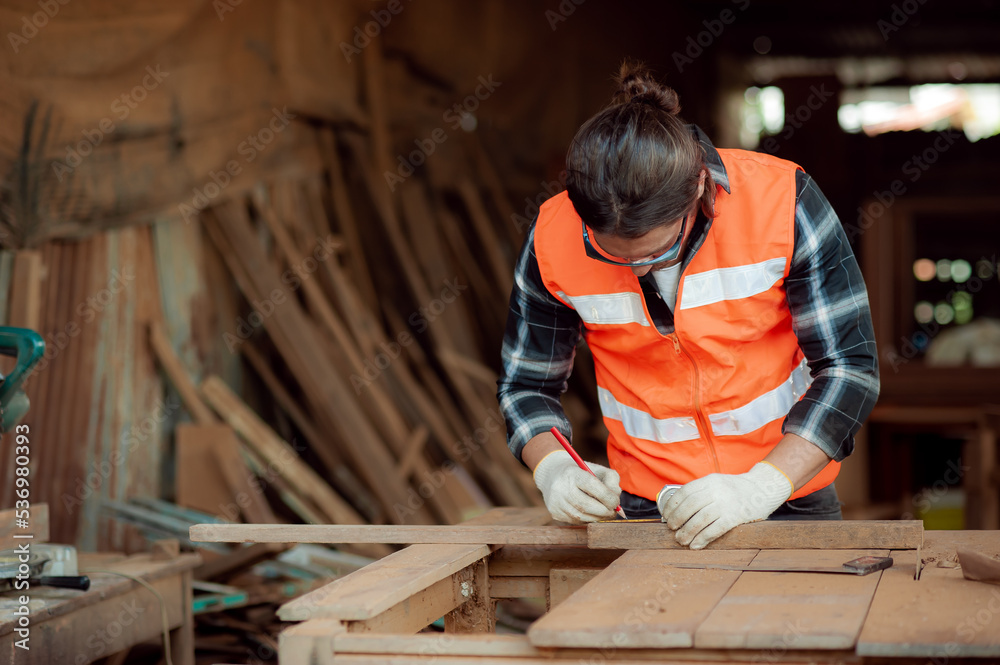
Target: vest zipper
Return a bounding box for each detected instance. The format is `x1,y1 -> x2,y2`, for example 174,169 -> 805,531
669,332 -> 722,474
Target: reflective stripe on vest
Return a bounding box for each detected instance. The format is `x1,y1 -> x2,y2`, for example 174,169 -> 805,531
597,358 -> 811,443
597,387 -> 699,443
679,257 -> 787,311
556,291 -> 650,326
708,357 -> 811,436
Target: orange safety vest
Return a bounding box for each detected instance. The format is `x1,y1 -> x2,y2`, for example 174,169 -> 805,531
534,149 -> 839,501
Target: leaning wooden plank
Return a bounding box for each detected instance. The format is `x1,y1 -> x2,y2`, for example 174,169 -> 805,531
211,426 -> 278,524
149,322 -> 217,425
587,520 -> 924,550
206,202 -> 421,523
528,549 -> 757,648
199,376 -> 366,529
857,531 -> 1000,658
191,524 -> 587,546
694,549 -> 887,650
277,508 -> 552,621
0,503 -> 48,549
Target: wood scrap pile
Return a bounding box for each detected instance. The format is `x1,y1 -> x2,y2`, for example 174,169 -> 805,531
152,123 -> 544,534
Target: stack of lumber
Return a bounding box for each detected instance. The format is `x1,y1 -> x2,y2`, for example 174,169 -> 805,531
152,120 -> 543,532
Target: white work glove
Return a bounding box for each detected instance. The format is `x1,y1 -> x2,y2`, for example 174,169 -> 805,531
533,451 -> 621,524
658,462 -> 793,550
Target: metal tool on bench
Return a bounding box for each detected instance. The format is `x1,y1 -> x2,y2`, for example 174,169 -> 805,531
670,555 -> 894,576
0,327 -> 45,433
0,552 -> 91,592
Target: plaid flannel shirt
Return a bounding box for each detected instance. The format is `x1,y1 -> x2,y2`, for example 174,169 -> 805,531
497,127 -> 880,468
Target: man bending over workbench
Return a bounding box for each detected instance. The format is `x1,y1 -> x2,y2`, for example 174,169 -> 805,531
497,63 -> 879,549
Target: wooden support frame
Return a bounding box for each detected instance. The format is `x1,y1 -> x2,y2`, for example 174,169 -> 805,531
273,514 -> 1000,662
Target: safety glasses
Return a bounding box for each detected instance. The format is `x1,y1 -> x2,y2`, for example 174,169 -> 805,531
582,213 -> 689,267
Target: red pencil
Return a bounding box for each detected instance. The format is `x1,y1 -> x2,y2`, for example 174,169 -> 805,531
549,427 -> 628,520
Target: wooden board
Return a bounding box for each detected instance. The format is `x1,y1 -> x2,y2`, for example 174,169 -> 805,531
278,543 -> 491,621
548,567 -> 602,608
857,530 -> 1000,658
191,523 -> 587,546
278,508 -> 552,622
694,549 -> 887,650
529,549 -> 757,648
587,520 -> 923,550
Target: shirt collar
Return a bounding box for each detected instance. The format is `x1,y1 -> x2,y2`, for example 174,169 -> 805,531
689,124 -> 731,194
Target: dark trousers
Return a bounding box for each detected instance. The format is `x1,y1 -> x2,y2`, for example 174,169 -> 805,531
619,483 -> 843,521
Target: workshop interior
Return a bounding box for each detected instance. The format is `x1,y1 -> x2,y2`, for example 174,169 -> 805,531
1,1 -> 999,663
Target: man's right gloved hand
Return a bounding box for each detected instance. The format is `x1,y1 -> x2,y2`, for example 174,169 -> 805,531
532,450 -> 622,524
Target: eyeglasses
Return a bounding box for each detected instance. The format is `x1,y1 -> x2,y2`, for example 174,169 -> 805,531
582,213 -> 690,267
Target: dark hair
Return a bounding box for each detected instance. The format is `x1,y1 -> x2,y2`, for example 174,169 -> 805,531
565,61 -> 714,239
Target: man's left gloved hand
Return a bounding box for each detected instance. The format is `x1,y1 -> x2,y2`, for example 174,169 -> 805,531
657,462 -> 793,550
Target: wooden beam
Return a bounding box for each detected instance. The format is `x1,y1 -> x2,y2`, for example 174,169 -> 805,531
191,524 -> 587,546
278,544 -> 491,621
587,520 -> 924,550
276,508 -> 552,622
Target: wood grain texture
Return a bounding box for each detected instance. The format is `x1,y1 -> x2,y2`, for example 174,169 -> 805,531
548,567 -> 602,608
277,543 -> 491,621
191,523 -> 587,546
277,508 -> 551,622
529,549 -> 758,648
587,520 -> 923,550
694,549 -> 887,650
857,531 -> 1000,658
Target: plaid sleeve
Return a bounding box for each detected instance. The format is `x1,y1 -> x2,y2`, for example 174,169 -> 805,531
783,171 -> 880,461
497,222 -> 582,465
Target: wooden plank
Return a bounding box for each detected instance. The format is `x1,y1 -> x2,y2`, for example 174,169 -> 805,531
329,633 -> 854,662
489,576 -> 547,599
529,549 -> 757,648
0,503 -> 48,548
175,424 -> 234,518
857,531 -> 1000,658
278,543 -> 490,621
549,567 -> 602,608
277,508 -> 551,622
489,546 -> 623,578
587,520 -> 923,550
191,523 -> 587,546
149,322 -> 217,425
278,619 -> 343,665
211,426 -> 278,524
332,633 -> 537,658
346,574 -> 464,635
694,549 -> 887,650
199,375 -> 367,529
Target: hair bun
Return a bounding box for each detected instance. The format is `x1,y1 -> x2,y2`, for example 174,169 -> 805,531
613,61 -> 680,115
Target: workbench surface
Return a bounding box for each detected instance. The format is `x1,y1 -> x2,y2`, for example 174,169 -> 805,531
272,509 -> 1000,664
